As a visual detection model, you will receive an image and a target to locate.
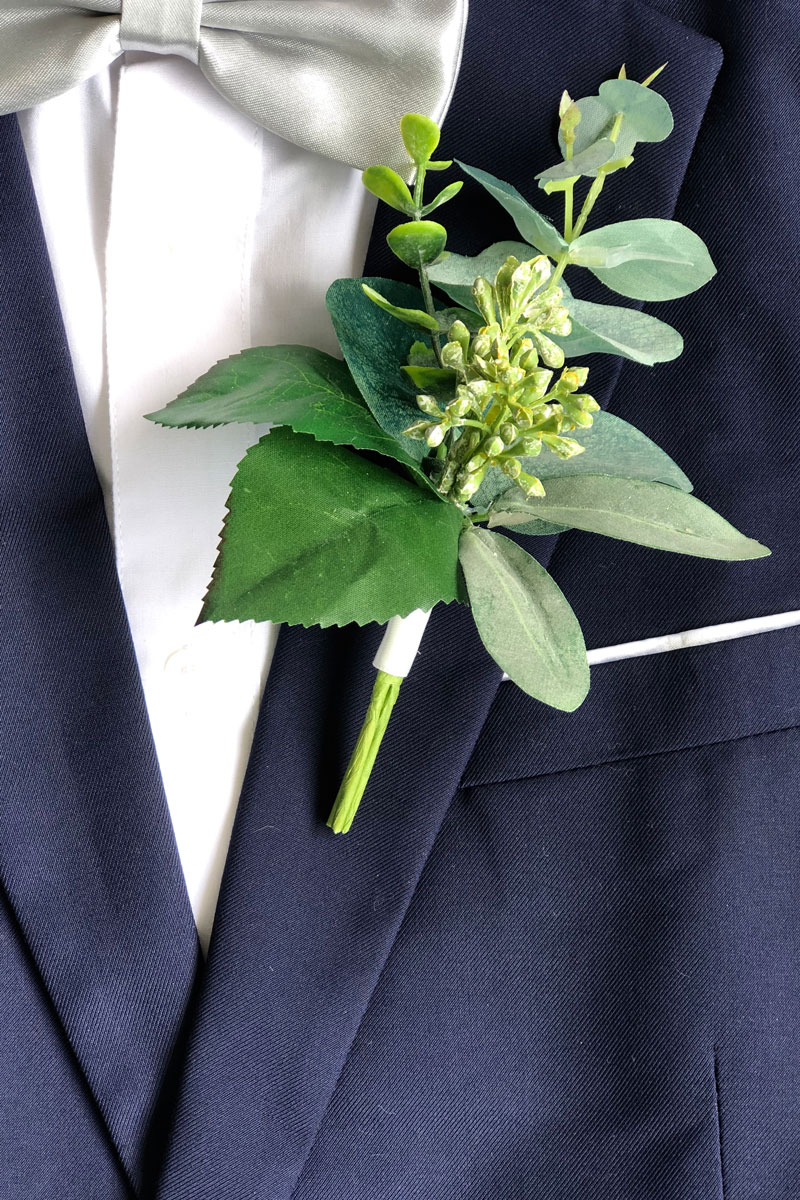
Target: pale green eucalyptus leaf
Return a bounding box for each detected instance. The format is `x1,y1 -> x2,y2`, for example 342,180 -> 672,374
456,162 -> 567,257
558,95 -> 638,175
489,475 -> 770,560
145,344 -> 422,474
473,411 -> 692,518
597,79 -> 673,143
569,219 -> 717,300
552,298 -> 684,364
428,240 -> 540,310
458,526 -> 589,710
536,137 -> 617,185
201,427 -> 463,628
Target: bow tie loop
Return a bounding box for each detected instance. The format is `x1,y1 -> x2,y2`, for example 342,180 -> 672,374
120,0 -> 202,63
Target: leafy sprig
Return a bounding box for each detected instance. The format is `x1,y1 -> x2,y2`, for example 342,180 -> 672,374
147,70 -> 769,834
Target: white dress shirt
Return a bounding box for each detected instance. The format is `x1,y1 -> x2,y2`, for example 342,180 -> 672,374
18,55 -> 381,951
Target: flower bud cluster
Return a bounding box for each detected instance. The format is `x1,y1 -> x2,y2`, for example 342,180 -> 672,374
402,254 -> 600,504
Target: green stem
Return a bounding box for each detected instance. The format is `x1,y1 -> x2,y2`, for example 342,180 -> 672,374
327,670 -> 403,834
412,161 -> 444,366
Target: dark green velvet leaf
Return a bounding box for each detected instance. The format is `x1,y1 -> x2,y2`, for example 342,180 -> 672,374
458,527 -> 589,710
201,428 -> 464,627
145,344 -> 422,473
489,475 -> 770,560
326,276 -> 435,460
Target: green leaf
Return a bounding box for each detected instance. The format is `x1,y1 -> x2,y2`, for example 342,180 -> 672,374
387,220 -> 448,268
458,526 -> 589,710
552,298 -> 684,365
401,365 -> 458,396
457,162 -> 567,257
361,283 -> 439,334
361,166 -> 415,214
536,138 -> 617,184
473,411 -> 692,519
569,219 -> 717,300
489,474 -> 770,560
145,344 -> 423,473
558,96 -> 638,176
421,179 -> 464,215
428,240 -> 540,311
202,427 -> 463,627
597,79 -> 673,143
327,277 -> 434,459
400,113 -> 440,165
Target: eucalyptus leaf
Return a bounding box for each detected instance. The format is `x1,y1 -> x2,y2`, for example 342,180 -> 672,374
201,428 -> 463,627
145,344 -> 422,473
489,475 -> 770,560
458,527 -> 589,710
597,78 -> 673,143
536,138 -> 617,184
473,411 -> 692,517
569,219 -> 717,300
456,162 -> 567,257
326,276 -> 435,459
428,240 -> 541,310
552,298 -> 684,364
558,95 -> 637,175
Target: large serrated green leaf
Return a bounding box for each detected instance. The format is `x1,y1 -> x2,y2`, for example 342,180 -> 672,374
456,162 -> 567,257
145,344 -> 422,473
326,276 -> 433,459
428,240 -> 549,311
458,527 -> 589,710
569,219 -> 717,300
489,474 -> 770,560
552,298 -> 684,365
201,427 -> 464,627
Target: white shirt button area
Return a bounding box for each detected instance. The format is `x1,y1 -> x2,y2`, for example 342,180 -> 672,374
19,54 -> 377,953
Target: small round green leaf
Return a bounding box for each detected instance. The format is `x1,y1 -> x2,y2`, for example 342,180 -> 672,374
421,179 -> 464,215
387,220 -> 448,268
458,527 -> 589,710
400,112 -> 441,164
361,165 -> 415,214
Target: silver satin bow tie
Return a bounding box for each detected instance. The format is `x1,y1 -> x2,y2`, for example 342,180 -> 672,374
0,0 -> 467,169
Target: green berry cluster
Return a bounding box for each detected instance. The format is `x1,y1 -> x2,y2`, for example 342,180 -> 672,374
403,253 -> 599,504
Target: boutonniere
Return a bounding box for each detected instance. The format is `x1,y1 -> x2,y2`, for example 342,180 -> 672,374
147,65 -> 769,833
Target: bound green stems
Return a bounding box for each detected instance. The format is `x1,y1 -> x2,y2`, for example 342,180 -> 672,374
327,670 -> 404,834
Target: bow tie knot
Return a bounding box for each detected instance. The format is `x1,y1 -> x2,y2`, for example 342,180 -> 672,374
120,0 -> 202,64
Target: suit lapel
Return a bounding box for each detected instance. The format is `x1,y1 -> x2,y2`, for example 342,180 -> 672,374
0,114 -> 200,1192
152,4 -> 722,1199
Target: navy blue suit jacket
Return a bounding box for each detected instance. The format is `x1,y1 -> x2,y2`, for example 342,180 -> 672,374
1,1 -> 798,1197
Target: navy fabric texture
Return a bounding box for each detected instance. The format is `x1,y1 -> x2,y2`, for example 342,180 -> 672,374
0,0 -> 798,1197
